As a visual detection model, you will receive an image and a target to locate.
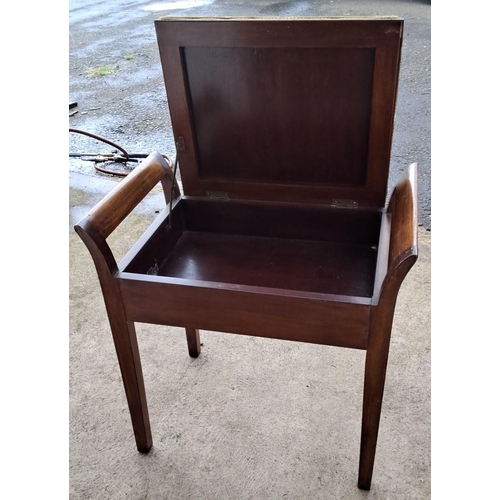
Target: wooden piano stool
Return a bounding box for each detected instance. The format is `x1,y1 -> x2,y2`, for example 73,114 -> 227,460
75,17 -> 418,490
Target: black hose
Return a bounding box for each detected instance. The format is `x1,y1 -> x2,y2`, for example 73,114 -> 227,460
69,128 -> 130,160
69,128 -> 169,177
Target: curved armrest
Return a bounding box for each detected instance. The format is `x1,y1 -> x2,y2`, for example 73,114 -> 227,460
75,151 -> 175,240
74,151 -> 176,276
373,163 -> 418,305
387,163 -> 418,273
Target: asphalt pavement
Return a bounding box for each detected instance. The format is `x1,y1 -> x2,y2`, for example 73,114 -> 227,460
69,0 -> 431,229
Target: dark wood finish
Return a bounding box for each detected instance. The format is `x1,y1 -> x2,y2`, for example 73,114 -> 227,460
74,152 -> 177,453
78,152 -> 175,241
358,164 -> 418,490
74,18 -> 418,491
387,164 -> 419,269
158,232 -> 377,297
185,328 -> 201,358
181,198 -> 382,244
118,273 -> 371,349
120,201 -> 185,275
155,17 -> 403,207
74,228 -> 153,453
183,46 -> 375,186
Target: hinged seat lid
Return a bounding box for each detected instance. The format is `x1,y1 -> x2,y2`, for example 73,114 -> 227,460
155,17 -> 403,207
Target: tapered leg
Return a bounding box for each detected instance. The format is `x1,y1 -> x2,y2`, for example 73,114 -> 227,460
109,318 -> 152,453
358,297 -> 397,490
75,227 -> 153,453
185,328 -> 201,358
358,342 -> 391,490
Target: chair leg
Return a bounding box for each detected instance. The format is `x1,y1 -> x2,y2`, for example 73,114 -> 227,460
185,328 -> 201,358
358,342 -> 390,490
109,318 -> 152,453
358,300 -> 397,490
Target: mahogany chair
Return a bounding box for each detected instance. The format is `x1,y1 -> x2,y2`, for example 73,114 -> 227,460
75,17 -> 418,490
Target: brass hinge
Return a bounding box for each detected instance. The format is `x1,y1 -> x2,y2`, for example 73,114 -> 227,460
205,191 -> 229,200
331,199 -> 358,209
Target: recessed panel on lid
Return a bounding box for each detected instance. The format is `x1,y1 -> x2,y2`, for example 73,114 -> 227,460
183,46 -> 375,187
155,18 -> 403,206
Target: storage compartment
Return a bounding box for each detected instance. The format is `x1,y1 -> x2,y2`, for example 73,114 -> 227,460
124,198 -> 382,299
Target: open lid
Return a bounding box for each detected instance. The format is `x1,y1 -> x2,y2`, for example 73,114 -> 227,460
155,17 -> 403,207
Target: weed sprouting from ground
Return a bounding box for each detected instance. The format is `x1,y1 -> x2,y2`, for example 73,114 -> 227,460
86,66 -> 117,77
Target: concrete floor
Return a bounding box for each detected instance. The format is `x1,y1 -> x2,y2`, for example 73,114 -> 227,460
69,190 -> 431,498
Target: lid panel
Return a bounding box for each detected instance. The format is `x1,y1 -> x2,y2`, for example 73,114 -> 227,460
184,46 -> 375,187
156,18 -> 403,207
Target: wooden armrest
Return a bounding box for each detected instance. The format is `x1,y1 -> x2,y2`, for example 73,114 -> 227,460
372,164 -> 418,305
74,151 -> 175,276
75,151 -> 174,240
387,163 -> 418,272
